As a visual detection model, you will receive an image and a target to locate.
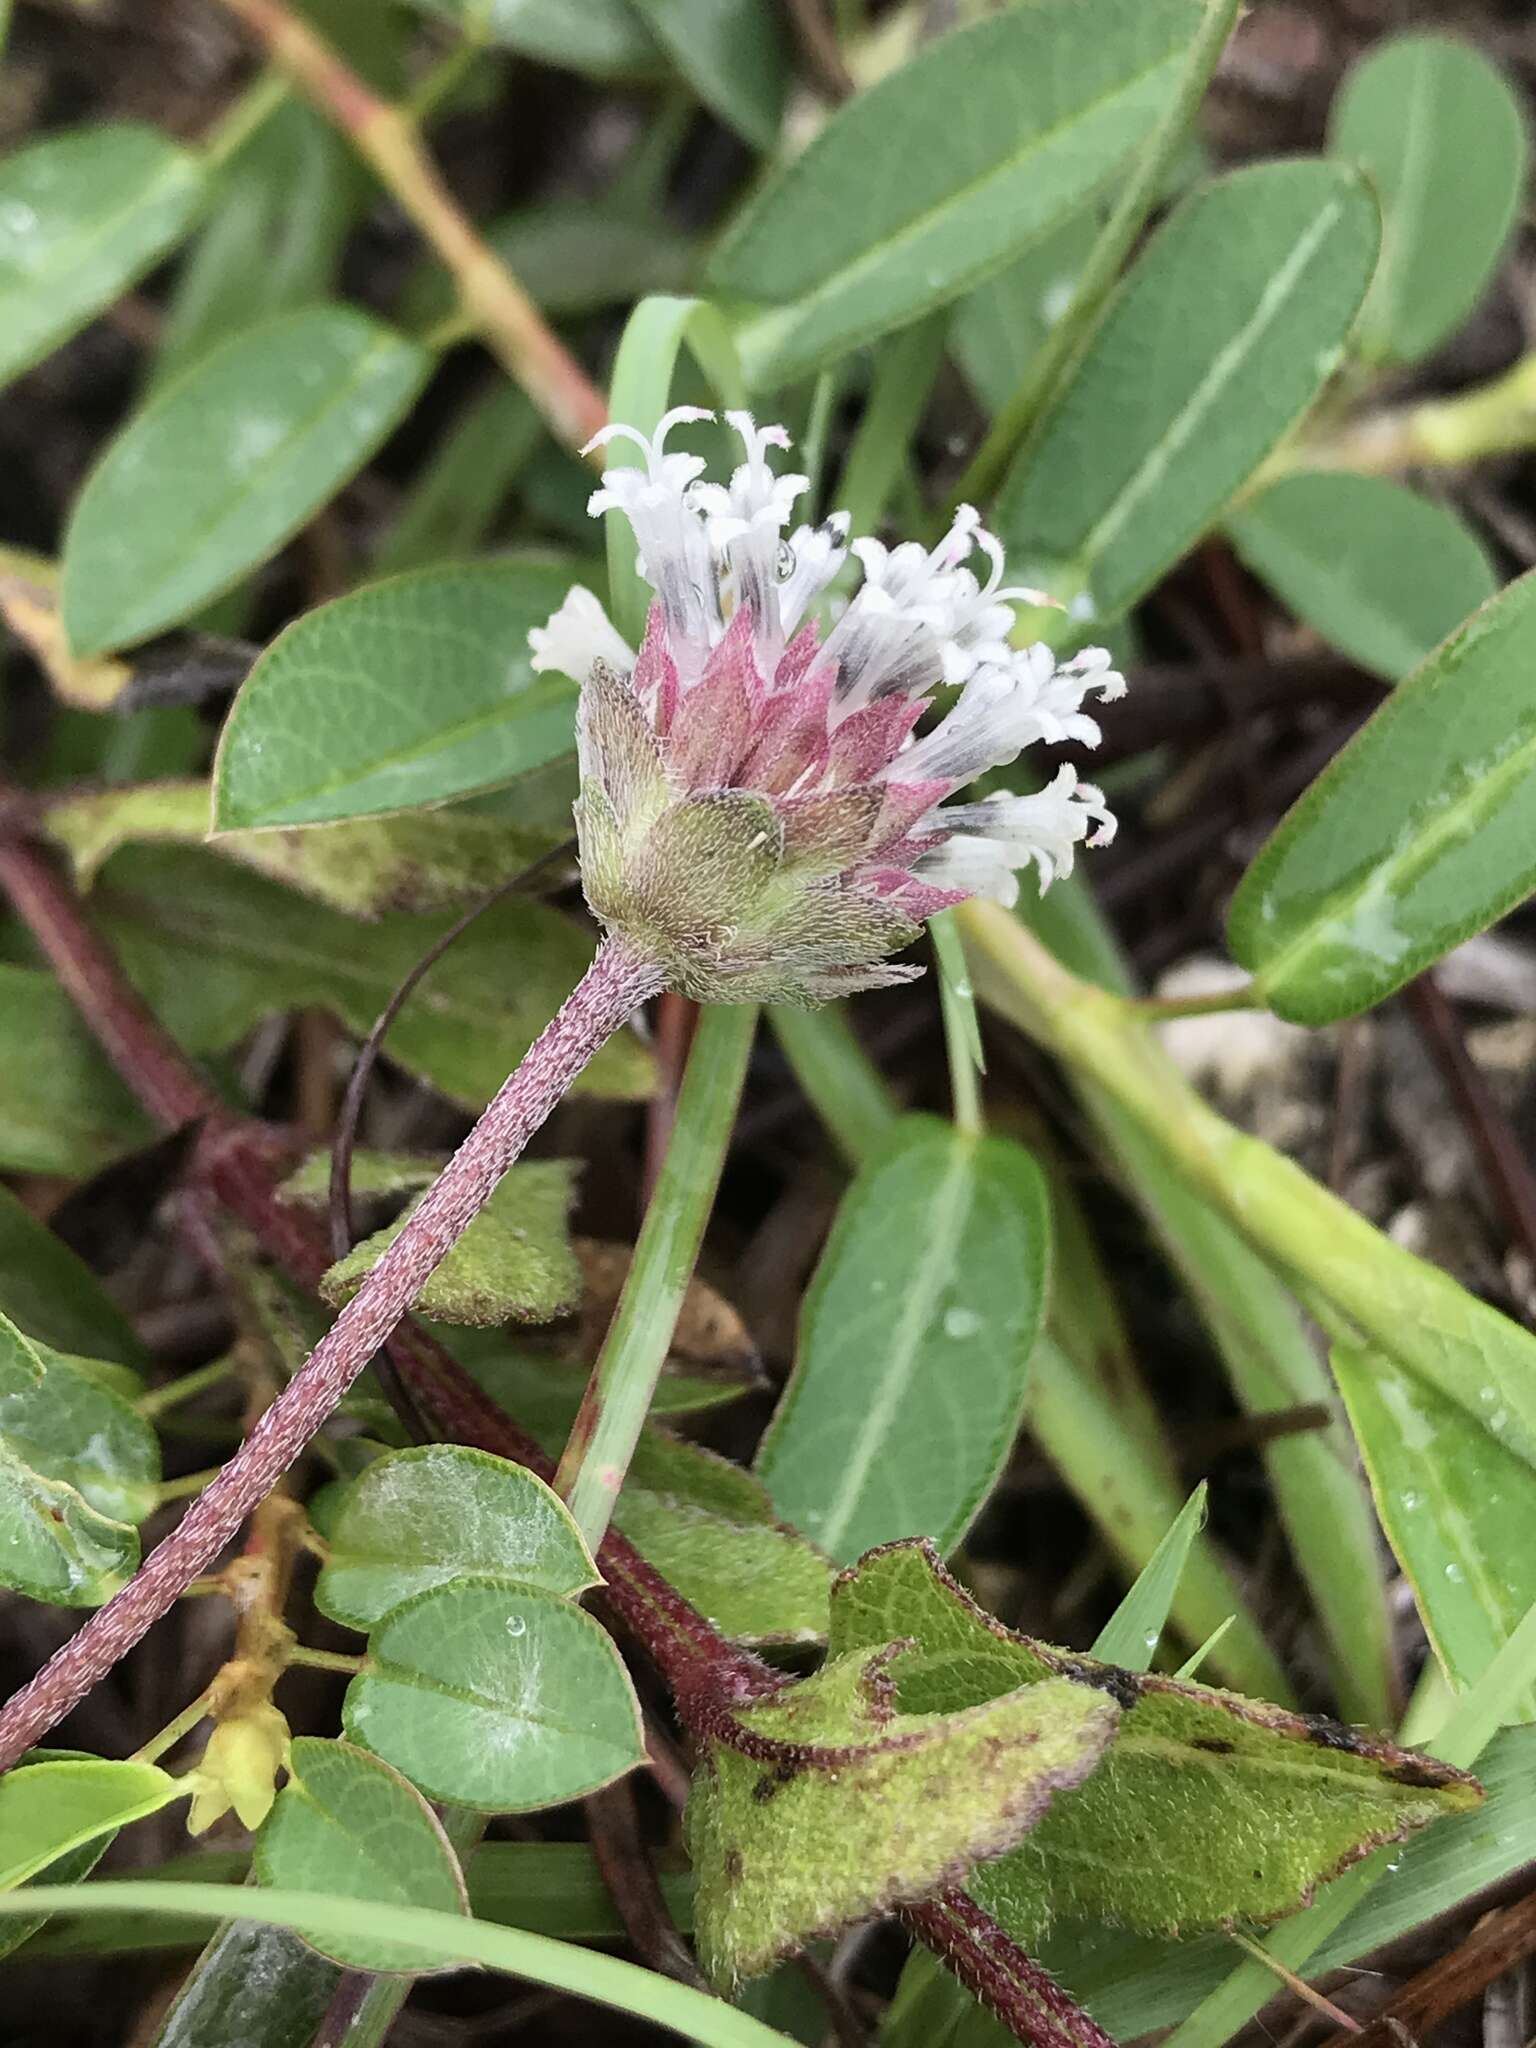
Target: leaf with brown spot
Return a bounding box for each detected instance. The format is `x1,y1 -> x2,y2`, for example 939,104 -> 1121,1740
686,1642 -> 1118,1987
831,1541 -> 1482,1944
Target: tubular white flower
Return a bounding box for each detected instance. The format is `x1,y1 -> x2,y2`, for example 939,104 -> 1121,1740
919,767 -> 1118,903
776,512 -> 850,641
885,639 -> 1126,787
584,406 -> 719,676
528,585 -> 633,684
690,412 -> 810,672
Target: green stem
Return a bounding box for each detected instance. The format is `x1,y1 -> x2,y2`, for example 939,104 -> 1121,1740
554,1003 -> 758,1551
152,1466 -> 229,1505
948,0 -> 1243,515
136,1357 -> 236,1421
284,1647 -> 363,1676
931,911 -> 985,1139
768,1008 -> 899,1170
1127,984 -> 1261,1021
1268,349 -> 1536,480
957,898 -> 1536,1472
132,1690 -> 213,1765
201,68 -> 290,169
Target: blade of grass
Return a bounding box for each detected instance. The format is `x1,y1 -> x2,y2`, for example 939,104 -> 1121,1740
0,1884 -> 798,2048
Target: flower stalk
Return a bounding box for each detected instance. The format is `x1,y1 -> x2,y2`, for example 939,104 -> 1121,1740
0,937 -> 661,1772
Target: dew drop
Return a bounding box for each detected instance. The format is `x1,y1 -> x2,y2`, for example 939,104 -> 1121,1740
1398,1490 -> 1422,1512
776,540 -> 796,582
505,1613 -> 527,1637
943,1306 -> 982,1340
1444,1562 -> 1466,1584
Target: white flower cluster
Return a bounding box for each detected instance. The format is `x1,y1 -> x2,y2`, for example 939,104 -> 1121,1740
530,408 -> 1125,901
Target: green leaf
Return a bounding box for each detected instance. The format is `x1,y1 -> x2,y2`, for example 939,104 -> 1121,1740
711,0 -> 1204,390
1226,472 -> 1496,683
405,0 -> 661,78
0,1182 -> 146,1365
615,1432 -> 832,1647
1023,1720 -> 1536,2042
0,1883 -> 803,2048
314,1444 -> 598,1632
0,123 -> 205,392
0,965 -> 154,1177
255,1739 -> 468,1972
1333,1344 -> 1536,1717
0,1757 -> 180,1889
830,1543 -> 1480,1949
0,1317 -> 161,1604
212,560 -> 581,829
47,777 -> 566,920
630,0 -> 786,151
755,1116 -> 1047,1564
1090,1485 -> 1210,1670
0,1746 -> 129,1964
89,846 -> 651,1107
320,1161 -> 582,1324
154,99 -> 354,390
995,160 -> 1380,624
687,1649 -> 1117,1986
1330,33 -> 1527,367
61,305 -> 431,655
344,1575 -> 645,1809
1228,567 -> 1536,1023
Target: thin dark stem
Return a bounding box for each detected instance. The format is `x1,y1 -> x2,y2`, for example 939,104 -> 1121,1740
1404,973 -> 1536,1277
327,845 -> 573,1260
902,1893 -> 1117,2048
782,0 -> 854,98
585,1777 -> 706,1988
0,940 -> 661,1770
0,833 -> 219,1131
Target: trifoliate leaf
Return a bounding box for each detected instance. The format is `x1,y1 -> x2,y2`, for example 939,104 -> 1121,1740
831,1542 -> 1482,1944
686,1645 -> 1118,1987
320,1161 -> 581,1325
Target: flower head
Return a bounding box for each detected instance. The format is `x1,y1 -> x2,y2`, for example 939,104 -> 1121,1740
531,412 -> 1122,1004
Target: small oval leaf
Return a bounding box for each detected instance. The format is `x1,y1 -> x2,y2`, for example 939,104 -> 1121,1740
995,160 -> 1380,625
255,1738 -> 468,1972
314,1445 -> 599,1632
1226,471 -> 1496,682
711,0 -> 1204,389
212,561 -> 581,830
0,124 -> 205,391
1229,568 -> 1536,1022
755,1116 -> 1047,1564
62,305 -> 431,655
1330,33 -> 1528,367
344,1576 -> 645,1810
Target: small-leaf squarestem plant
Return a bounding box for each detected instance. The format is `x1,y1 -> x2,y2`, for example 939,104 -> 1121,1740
0,411 -> 1126,1767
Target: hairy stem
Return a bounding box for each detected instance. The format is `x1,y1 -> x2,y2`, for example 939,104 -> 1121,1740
214,0 -> 607,454
0,939 -> 660,1771
903,1893 -> 1116,2048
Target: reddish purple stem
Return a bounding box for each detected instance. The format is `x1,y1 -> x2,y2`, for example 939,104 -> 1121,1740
0,938 -> 662,1771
